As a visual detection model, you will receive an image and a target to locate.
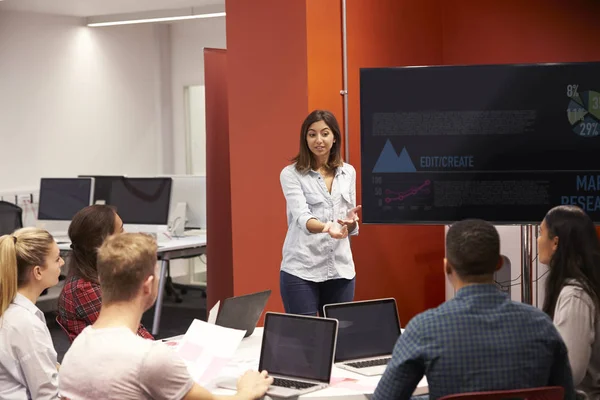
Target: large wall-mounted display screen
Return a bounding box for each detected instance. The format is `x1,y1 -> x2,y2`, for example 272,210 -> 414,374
360,62 -> 600,224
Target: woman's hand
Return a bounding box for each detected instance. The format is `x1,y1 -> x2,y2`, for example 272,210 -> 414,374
322,221 -> 349,239
337,205 -> 361,229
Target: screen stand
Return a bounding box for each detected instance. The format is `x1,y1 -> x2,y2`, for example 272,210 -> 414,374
168,202 -> 187,237
520,224 -> 537,305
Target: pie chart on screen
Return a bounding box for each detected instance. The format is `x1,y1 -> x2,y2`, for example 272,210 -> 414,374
567,89 -> 600,137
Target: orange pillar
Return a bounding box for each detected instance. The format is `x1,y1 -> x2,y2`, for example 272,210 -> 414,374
225,0 -> 310,316
204,49 -> 233,309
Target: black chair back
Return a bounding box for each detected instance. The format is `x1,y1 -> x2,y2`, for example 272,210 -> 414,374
0,201 -> 24,236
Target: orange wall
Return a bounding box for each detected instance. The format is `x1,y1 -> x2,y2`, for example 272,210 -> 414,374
306,0 -> 343,122
442,0 -> 600,65
217,0 -> 600,326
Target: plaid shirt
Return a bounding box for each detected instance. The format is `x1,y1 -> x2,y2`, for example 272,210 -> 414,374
57,275 -> 154,342
374,284 -> 576,400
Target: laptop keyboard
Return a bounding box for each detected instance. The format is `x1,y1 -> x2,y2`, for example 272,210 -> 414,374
272,377 -> 317,389
347,357 -> 391,368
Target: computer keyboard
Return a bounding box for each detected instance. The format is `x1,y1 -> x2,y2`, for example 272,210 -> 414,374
54,236 -> 70,243
347,357 -> 391,368
272,378 -> 317,389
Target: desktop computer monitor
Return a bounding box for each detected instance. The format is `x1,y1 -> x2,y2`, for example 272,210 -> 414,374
161,175 -> 206,230
78,175 -> 124,204
108,177 -> 172,228
37,177 -> 95,235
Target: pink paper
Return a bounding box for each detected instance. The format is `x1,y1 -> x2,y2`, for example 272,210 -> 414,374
329,377 -> 348,385
178,341 -> 204,362
332,379 -> 377,392
199,357 -> 231,384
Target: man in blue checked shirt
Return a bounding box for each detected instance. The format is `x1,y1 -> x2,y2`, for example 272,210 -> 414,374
374,219 -> 576,400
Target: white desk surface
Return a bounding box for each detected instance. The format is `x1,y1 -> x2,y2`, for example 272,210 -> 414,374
205,328 -> 428,399
57,231 -> 207,252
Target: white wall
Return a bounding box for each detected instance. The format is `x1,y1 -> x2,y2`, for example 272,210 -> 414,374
170,17 -> 226,174
445,225 -> 549,309
0,10 -> 173,192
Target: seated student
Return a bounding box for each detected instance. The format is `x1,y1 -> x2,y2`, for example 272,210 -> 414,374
373,219 -> 576,400
539,205 -> 600,399
0,228 -> 64,400
57,205 -> 153,341
59,233 -> 272,400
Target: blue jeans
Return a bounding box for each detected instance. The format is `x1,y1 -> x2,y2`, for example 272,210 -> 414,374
280,271 -> 355,316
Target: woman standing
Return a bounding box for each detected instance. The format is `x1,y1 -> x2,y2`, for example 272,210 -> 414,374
539,205 -> 600,399
279,110 -> 361,316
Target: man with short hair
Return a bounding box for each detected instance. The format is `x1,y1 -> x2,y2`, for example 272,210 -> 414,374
374,219 -> 576,400
59,233 -> 272,400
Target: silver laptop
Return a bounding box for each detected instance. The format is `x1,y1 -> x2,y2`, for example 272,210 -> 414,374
323,298 -> 400,376
218,312 -> 338,398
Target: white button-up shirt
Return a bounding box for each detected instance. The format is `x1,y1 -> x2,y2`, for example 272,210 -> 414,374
0,293 -> 59,400
280,162 -> 358,282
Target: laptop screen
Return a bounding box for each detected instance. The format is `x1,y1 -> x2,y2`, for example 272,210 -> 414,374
259,313 -> 337,383
324,299 -> 401,362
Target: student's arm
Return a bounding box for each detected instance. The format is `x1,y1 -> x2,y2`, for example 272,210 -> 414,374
373,319 -> 425,400
15,324 -> 59,400
141,344 -> 272,400
183,371 -> 272,400
553,286 -> 595,385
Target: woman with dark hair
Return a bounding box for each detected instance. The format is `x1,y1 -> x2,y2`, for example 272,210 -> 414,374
57,205 -> 153,341
539,205 -> 600,399
279,110 -> 361,316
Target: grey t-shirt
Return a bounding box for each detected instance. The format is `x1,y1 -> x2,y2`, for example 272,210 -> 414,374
59,326 -> 194,400
554,282 -> 600,400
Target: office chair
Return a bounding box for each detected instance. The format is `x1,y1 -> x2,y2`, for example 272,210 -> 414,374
438,386 -> 564,400
0,200 -> 23,236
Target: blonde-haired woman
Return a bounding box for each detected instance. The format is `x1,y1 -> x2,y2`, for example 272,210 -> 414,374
0,228 -> 64,400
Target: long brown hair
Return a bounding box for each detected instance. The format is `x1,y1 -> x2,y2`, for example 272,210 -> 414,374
292,110 -> 343,174
542,205 -> 600,318
0,228 -> 54,318
67,205 -> 117,283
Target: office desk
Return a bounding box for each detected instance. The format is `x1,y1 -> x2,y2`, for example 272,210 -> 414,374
57,232 -> 207,336
208,328 -> 429,399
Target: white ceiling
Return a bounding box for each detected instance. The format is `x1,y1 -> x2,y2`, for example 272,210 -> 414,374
0,0 -> 225,17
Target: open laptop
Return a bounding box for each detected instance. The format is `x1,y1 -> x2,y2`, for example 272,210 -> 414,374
218,312 -> 338,398
215,290 -> 271,338
323,298 -> 401,376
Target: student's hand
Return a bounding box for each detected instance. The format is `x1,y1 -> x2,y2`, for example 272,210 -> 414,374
322,222 -> 349,239
337,205 -> 361,227
236,370 -> 273,400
